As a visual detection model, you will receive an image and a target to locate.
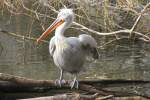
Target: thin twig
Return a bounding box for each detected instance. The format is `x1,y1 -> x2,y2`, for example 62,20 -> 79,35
0,28 -> 48,44
130,2 -> 150,37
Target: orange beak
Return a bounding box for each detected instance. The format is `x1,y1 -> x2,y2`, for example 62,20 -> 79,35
36,18 -> 65,44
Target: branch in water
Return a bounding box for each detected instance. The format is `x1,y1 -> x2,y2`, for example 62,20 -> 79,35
0,73 -> 150,98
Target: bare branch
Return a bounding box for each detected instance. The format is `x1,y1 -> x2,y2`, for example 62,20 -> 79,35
73,22 -> 150,41
20,93 -> 101,100
0,28 -> 49,43
130,2 -> 150,36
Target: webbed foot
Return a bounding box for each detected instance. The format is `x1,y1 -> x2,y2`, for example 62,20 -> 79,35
70,79 -> 79,89
55,79 -> 66,87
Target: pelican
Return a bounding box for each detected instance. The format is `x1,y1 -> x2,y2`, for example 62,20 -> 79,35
37,8 -> 98,88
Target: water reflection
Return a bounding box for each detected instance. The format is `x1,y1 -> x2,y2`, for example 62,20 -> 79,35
0,38 -> 150,80
1,33 -> 150,81
0,37 -> 150,80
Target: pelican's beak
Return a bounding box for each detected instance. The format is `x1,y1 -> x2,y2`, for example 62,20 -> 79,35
36,18 -> 65,43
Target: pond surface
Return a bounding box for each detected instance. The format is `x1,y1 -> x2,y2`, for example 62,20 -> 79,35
0,38 -> 150,81
0,9 -> 150,81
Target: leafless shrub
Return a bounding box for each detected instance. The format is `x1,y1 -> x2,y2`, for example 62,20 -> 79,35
0,0 -> 150,47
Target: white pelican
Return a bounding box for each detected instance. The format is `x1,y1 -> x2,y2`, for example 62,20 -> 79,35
37,8 -> 98,88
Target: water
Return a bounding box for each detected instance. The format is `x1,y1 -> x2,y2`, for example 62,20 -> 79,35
0,36 -> 150,81
0,8 -> 150,81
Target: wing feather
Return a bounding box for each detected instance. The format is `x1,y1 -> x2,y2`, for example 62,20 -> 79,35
49,36 -> 56,56
78,34 -> 99,59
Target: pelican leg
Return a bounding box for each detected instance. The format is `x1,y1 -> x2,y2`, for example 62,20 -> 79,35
70,74 -> 79,89
55,69 -> 65,87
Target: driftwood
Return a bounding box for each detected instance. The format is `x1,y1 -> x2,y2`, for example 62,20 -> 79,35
18,95 -> 148,100
19,93 -> 114,100
0,73 -> 150,100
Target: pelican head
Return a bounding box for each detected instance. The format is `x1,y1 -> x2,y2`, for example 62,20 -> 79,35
37,8 -> 74,43
58,9 -> 74,25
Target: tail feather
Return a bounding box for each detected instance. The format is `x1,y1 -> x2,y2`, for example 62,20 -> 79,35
79,34 -> 99,59
92,48 -> 99,59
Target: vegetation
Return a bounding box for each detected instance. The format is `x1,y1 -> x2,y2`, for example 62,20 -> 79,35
0,0 -> 150,45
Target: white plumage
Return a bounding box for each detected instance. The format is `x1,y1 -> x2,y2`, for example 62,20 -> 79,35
38,8 -> 99,88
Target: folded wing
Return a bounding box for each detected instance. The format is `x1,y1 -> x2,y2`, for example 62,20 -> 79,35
78,34 -> 99,59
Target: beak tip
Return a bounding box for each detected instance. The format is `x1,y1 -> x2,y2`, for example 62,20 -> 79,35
36,38 -> 40,44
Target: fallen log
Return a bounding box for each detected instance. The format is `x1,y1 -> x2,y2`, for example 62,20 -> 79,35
0,73 -> 150,99
19,93 -> 113,100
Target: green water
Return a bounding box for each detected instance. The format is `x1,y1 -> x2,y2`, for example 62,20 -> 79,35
0,39 -> 150,81
0,8 -> 150,81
